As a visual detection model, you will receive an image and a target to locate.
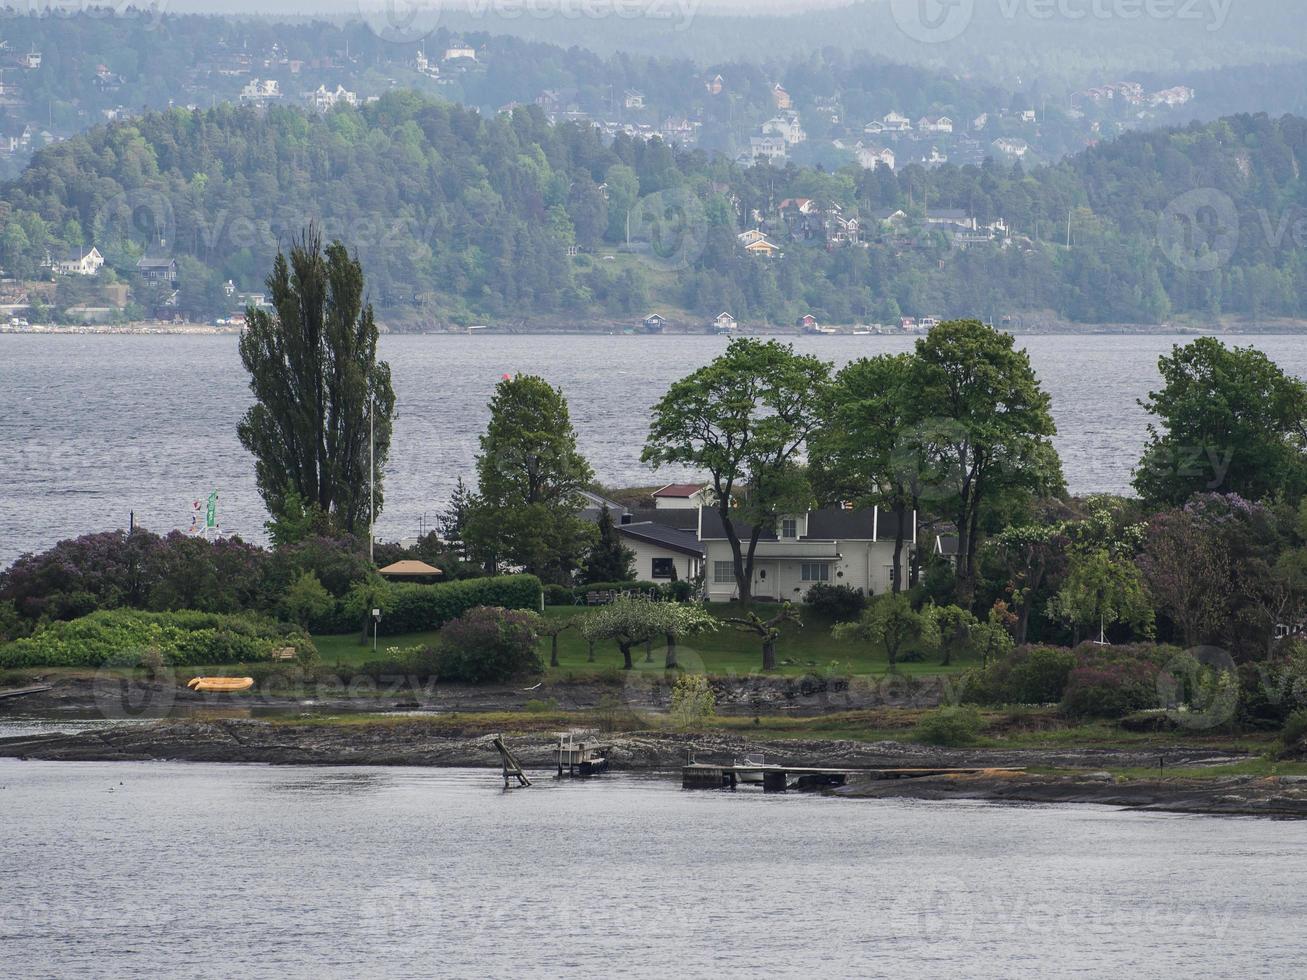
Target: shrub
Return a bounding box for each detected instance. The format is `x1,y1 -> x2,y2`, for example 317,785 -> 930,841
661,580 -> 697,602
543,584 -> 574,606
329,574 -> 543,635
0,609 -> 314,668
913,706 -> 984,746
670,674 -> 716,730
1282,709 -> 1307,748
1060,663 -> 1158,720
279,571 -> 335,628
437,606 -> 542,683
804,583 -> 865,621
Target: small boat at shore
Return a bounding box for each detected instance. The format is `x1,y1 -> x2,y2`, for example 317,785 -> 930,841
734,753 -> 767,784
555,732 -> 609,777
187,677 -> 255,693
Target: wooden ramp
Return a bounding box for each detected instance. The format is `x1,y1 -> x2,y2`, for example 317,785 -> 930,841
0,685 -> 52,701
491,735 -> 531,788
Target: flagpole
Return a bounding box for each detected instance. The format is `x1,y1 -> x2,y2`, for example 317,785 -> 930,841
369,393 -> 375,566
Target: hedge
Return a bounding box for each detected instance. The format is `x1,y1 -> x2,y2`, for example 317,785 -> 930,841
325,574 -> 543,635
0,609 -> 313,668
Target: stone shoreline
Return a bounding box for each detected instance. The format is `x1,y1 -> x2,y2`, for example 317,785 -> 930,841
2,718 -> 1304,818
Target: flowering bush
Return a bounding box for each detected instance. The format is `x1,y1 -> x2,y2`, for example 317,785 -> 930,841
436,606 -> 542,683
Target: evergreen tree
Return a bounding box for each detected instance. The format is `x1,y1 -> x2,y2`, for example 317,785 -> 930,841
439,477 -> 475,561
464,374 -> 596,584
237,226 -> 395,536
581,506 -> 635,584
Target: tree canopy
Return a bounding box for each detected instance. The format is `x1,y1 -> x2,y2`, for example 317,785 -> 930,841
237,226 -> 394,537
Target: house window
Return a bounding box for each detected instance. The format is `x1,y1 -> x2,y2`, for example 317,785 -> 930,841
714,561 -> 735,584
800,563 -> 830,583
781,518 -> 797,539
651,558 -> 675,580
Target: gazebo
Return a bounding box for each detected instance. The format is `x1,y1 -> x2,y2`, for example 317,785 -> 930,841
377,560 -> 443,583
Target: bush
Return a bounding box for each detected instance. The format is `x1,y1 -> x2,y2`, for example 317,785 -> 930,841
913,706 -> 984,746
0,609 -> 314,668
279,571 -> 335,627
964,645 -> 1077,706
325,574 -> 543,635
543,584 -> 574,606
670,674 -> 716,730
437,606 -> 543,683
804,583 -> 865,621
661,580 -> 697,602
1060,663 -> 1158,720
1283,709 -> 1307,748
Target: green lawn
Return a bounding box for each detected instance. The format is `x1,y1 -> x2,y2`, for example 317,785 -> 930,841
313,603 -> 982,679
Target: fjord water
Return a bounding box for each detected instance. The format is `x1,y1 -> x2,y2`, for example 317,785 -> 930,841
1,760 -> 1301,978
5,332 -> 1307,564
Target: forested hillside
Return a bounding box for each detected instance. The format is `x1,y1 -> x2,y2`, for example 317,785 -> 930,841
7,97 -> 1307,326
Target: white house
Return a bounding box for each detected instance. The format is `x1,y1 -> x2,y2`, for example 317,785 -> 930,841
652,484 -> 712,510
711,312 -> 739,334
854,143 -> 895,171
698,506 -> 915,603
747,135 -> 787,162
992,137 -> 1030,159
917,115 -> 954,134
51,246 -> 104,277
623,89 -> 645,110
881,111 -> 912,133
615,522 -> 704,584
239,79 -> 281,104
306,85 -> 357,112
443,45 -> 477,62
762,113 -> 806,145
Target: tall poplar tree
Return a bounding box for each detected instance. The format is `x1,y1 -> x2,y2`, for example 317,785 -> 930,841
237,226 -> 395,537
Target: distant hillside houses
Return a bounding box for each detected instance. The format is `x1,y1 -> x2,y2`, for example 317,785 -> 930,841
239,78 -> 281,105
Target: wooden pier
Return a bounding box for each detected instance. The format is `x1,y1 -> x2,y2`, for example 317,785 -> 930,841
0,685 -> 52,701
491,734 -> 531,788
682,763 -> 1025,792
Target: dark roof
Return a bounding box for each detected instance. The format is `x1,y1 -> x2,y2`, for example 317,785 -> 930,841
137,255 -> 177,269
935,534 -> 960,556
638,508 -> 699,531
616,522 -> 704,558
699,506 -> 910,542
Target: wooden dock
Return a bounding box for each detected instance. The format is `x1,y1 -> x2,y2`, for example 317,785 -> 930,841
0,685 -> 52,701
682,763 -> 1025,792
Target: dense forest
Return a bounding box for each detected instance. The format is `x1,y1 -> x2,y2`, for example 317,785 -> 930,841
7,97 -> 1307,325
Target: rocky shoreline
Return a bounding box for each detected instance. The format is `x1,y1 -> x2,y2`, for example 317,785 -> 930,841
2,717 -> 1304,818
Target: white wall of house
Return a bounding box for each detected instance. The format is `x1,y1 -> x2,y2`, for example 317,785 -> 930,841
619,534 -> 702,584
702,538 -> 909,603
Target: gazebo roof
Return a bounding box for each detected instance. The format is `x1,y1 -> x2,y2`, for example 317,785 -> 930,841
378,560 -> 443,577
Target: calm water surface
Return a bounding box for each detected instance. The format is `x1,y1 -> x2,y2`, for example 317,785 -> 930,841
1,760 -> 1302,978
5,332 -> 1307,563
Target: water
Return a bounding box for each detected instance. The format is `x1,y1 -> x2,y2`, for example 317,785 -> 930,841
0,759 -> 1301,978
5,332 -> 1307,565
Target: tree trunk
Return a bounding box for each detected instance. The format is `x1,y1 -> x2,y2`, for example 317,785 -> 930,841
891,507 -> 905,595
549,634 -> 559,668
620,642 -> 633,670
665,632 -> 678,669
644,638 -> 653,663
587,640 -> 595,663
762,637 -> 777,672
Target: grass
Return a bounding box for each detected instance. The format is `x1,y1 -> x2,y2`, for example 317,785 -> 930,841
311,603 -> 982,679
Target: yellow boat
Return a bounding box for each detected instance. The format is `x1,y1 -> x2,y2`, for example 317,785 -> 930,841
187,676 -> 255,693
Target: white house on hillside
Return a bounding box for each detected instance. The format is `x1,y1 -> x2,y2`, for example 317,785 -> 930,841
51,246 -> 104,276
698,506 -> 914,602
